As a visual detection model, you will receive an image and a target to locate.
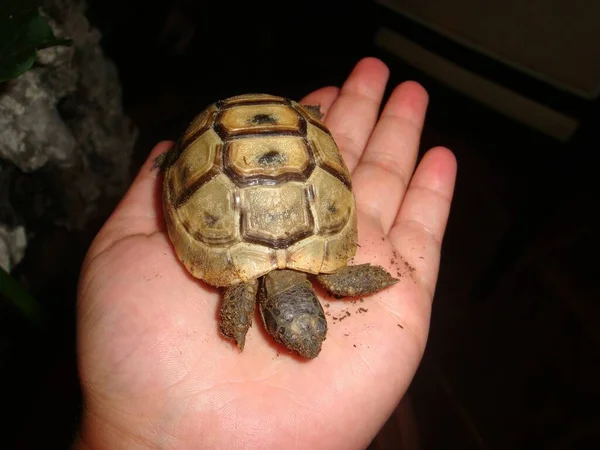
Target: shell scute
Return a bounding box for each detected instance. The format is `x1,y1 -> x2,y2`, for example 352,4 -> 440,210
218,103 -> 303,137
176,173 -> 239,246
241,183 -> 313,248
226,135 -> 312,183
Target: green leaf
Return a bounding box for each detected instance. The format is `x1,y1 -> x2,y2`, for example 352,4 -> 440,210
0,0 -> 71,82
0,266 -> 43,325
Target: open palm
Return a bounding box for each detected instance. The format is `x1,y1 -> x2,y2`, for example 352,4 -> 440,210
74,58 -> 456,449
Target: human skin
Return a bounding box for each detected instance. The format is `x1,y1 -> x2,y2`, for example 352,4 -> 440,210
74,57 -> 457,449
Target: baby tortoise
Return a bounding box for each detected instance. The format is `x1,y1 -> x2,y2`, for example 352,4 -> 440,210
157,93 -> 398,359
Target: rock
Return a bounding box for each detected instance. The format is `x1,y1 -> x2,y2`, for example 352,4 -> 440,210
0,225 -> 27,272
0,0 -> 137,273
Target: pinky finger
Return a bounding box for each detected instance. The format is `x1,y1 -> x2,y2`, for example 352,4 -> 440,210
388,146 -> 457,298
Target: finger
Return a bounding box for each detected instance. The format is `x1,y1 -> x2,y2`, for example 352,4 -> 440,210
298,86 -> 340,120
389,146 -> 457,298
352,81 -> 429,233
88,141 -> 174,258
324,57 -> 390,172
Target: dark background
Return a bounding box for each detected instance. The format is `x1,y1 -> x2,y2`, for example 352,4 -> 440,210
3,0 -> 599,448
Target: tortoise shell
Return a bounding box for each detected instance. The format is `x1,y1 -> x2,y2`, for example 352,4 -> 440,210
163,93 -> 357,287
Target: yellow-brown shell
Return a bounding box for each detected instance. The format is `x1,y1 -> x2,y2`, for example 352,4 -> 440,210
163,93 -> 357,287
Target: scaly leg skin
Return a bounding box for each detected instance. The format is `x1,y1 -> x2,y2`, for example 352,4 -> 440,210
151,140 -> 181,171
316,263 -> 399,297
219,279 -> 259,351
302,104 -> 324,120
259,270 -> 327,359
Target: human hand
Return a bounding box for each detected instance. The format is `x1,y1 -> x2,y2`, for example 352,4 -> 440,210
74,57 -> 457,449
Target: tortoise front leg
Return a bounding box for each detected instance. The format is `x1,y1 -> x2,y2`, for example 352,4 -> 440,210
259,270 -> 327,359
302,104 -> 324,120
151,139 -> 182,171
219,279 -> 259,351
316,263 -> 399,297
